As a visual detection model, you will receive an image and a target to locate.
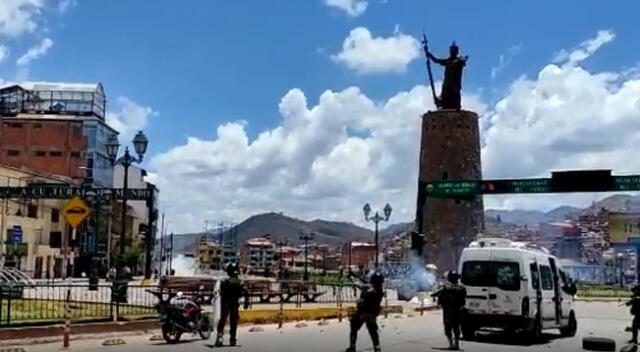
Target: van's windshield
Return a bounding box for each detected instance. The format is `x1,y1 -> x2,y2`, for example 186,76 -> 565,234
461,261 -> 521,291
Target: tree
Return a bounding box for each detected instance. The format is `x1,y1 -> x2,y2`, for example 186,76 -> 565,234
123,243 -> 145,272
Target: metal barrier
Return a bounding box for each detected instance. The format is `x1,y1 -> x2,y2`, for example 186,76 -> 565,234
0,280 -> 364,327
243,280 -> 360,306
0,283 -> 156,327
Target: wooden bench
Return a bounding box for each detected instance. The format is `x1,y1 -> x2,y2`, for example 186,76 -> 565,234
280,281 -> 325,303
159,276 -> 217,304
245,280 -> 278,303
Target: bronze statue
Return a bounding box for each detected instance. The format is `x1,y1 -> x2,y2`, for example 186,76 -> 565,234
422,37 -> 468,110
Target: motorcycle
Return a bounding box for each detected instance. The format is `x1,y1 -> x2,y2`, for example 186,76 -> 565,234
148,290 -> 213,344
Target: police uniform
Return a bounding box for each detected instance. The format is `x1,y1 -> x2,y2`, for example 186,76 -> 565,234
432,271 -> 466,350
626,286 -> 640,344
215,264 -> 248,347
347,272 -> 384,352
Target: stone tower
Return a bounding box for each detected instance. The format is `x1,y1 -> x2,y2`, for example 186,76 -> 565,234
416,109 -> 484,272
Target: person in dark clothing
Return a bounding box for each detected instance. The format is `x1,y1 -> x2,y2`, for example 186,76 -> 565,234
431,271 -> 467,350
346,271 -> 385,352
215,263 -> 249,347
626,285 -> 640,344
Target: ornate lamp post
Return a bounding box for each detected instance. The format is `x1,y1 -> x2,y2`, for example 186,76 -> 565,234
363,203 -> 392,268
105,131 -> 148,300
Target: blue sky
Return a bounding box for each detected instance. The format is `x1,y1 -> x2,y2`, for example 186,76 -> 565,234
1,1 -> 640,232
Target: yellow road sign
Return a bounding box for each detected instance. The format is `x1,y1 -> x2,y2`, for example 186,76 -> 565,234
62,196 -> 91,228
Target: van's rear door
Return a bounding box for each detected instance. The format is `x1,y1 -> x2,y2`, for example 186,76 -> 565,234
460,250 -> 491,315
487,254 -> 524,316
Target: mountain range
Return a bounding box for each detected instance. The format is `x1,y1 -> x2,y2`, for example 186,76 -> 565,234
169,194 -> 640,255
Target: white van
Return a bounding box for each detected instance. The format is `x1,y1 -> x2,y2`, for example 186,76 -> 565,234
458,238 -> 577,340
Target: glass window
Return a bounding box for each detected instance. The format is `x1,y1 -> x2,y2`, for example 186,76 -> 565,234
530,263 -> 540,290
51,209 -> 60,223
7,150 -> 20,156
28,204 -> 38,218
461,261 -> 521,291
84,126 -> 97,148
49,151 -> 63,157
540,265 -> 554,291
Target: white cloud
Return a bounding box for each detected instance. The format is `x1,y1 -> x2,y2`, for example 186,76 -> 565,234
483,30 -> 640,211
0,0 -> 43,38
58,0 -> 77,14
332,27 -> 421,75
148,85 -> 493,233
150,29 -> 640,233
106,97 -> 157,142
553,29 -> 615,66
16,37 -> 53,66
324,0 -> 368,17
491,43 -> 522,79
0,46 -> 9,64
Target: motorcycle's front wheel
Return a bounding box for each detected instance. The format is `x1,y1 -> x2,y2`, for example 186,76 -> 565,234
162,322 -> 183,344
198,316 -> 213,340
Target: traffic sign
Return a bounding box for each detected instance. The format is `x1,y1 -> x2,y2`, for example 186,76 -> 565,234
12,225 -> 23,243
62,196 -> 91,228
425,181 -> 479,198
482,178 -> 552,194
613,176 -> 640,191
424,172 -> 640,198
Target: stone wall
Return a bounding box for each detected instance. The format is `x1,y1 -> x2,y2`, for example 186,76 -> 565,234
417,109 -> 484,272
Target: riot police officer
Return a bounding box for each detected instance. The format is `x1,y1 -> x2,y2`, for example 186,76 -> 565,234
346,271 -> 385,352
215,263 -> 249,347
431,271 -> 466,350
626,285 -> 640,344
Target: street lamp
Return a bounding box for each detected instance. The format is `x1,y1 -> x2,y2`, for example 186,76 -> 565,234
299,232 -> 315,281
363,203 -> 392,268
106,131 -> 149,295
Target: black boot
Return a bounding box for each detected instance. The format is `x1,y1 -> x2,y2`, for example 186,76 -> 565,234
214,334 -> 223,347
230,336 -> 237,347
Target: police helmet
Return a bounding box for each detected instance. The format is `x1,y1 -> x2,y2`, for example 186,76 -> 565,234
226,263 -> 240,277
447,270 -> 460,283
370,271 -> 385,286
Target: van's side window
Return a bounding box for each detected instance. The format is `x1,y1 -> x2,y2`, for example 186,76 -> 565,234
540,265 -> 554,291
530,263 -> 540,290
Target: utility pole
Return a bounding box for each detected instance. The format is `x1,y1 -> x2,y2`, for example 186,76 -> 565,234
299,232 -> 315,281
218,221 -> 224,246
169,231 -> 174,274
159,212 -> 165,276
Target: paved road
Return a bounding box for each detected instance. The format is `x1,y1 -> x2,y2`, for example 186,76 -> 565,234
25,302 -> 633,352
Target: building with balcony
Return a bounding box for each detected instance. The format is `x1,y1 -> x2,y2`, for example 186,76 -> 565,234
241,237 -> 275,275
342,242 -> 376,271
197,240 -> 237,272
0,82 -> 117,188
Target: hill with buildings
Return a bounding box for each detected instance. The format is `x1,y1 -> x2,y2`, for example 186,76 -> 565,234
170,194 -> 640,256
172,212 -> 373,255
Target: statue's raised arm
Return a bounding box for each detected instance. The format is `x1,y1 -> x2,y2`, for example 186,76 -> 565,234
422,40 -> 467,110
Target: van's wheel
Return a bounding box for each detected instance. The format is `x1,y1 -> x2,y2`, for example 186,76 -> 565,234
560,311 -> 577,337
526,316 -> 542,343
461,323 -> 476,341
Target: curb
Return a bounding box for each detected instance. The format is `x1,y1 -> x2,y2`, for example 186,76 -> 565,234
0,305 -> 405,345
0,320 -> 159,344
